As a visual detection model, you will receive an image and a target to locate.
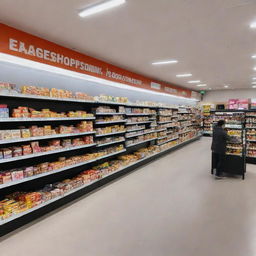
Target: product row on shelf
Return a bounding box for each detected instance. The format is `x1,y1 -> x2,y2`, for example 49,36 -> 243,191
0,82 -> 189,109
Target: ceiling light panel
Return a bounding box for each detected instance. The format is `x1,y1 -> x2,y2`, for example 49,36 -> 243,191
250,22 -> 256,28
176,74 -> 192,78
152,60 -> 178,65
188,80 -> 200,84
196,84 -> 207,87
78,0 -> 126,18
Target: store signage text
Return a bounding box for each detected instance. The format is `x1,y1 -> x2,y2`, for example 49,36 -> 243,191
0,23 -> 194,98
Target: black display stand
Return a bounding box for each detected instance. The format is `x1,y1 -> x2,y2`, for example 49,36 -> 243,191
211,153 -> 246,179
210,110 -> 246,179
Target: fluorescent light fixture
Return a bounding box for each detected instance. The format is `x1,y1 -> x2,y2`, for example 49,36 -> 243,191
254,67 -> 256,71
224,85 -> 229,88
0,53 -> 199,102
176,73 -> 192,78
152,60 -> 178,65
252,55 -> 256,58
252,77 -> 256,80
196,84 -> 207,87
250,22 -> 256,29
208,88 -> 212,90
78,0 -> 126,18
252,85 -> 256,88
188,80 -> 200,84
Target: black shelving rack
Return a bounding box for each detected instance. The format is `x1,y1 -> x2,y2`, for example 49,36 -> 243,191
210,111 -> 246,179
0,93 -> 201,236
245,110 -> 256,164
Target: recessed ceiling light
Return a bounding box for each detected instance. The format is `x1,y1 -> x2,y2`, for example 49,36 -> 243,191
78,0 -> 126,18
254,67 -> 256,71
152,60 -> 178,65
188,80 -> 200,84
252,55 -> 256,59
224,85 -> 229,88
250,22 -> 256,29
196,84 -> 207,87
252,85 -> 256,88
176,73 -> 192,78
252,77 -> 256,80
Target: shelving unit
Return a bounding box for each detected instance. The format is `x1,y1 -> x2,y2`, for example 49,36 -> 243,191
209,111 -> 246,178
245,111 -> 256,163
0,88 -> 201,237
203,109 -> 256,165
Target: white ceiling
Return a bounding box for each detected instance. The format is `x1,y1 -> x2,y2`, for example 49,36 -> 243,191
1,0 -> 256,91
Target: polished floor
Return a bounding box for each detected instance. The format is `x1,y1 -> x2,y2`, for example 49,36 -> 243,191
1,137 -> 256,256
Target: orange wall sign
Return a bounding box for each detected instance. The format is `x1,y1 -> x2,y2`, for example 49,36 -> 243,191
0,23 -> 192,98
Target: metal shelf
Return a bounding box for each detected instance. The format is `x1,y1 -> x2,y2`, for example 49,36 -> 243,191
157,136 -> 168,140
126,127 -> 145,133
179,130 -> 192,135
155,128 -> 167,132
96,139 -> 125,147
157,137 -> 179,146
125,113 -> 155,116
95,131 -> 126,137
125,130 -> 156,139
0,92 -> 96,104
95,120 -> 127,125
0,143 -> 97,164
126,121 -> 152,125
0,117 -> 95,122
0,131 -> 96,145
126,138 -> 156,147
157,121 -> 173,124
95,113 -> 125,115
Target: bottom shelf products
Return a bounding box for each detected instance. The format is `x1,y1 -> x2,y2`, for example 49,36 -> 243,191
0,135 -> 200,223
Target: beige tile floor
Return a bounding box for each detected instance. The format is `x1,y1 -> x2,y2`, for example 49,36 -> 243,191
1,137 -> 256,256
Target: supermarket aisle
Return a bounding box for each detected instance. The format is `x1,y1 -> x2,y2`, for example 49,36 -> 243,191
1,137 -> 256,256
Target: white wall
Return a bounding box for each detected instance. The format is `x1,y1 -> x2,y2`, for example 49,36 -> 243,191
202,89 -> 256,103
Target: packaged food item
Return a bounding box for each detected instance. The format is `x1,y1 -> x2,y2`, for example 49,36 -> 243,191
22,145 -> 32,155
30,142 -> 41,153
21,129 -> 31,138
12,147 -> 22,157
1,130 -> 12,140
43,125 -> 52,136
61,139 -> 72,147
11,169 -> 24,181
24,167 -> 34,177
0,104 -> 9,118
2,148 -> 12,159
0,172 -> 12,184
11,130 -> 21,139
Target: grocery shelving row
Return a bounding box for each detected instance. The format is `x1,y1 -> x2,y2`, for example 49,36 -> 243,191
0,83 -> 201,236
